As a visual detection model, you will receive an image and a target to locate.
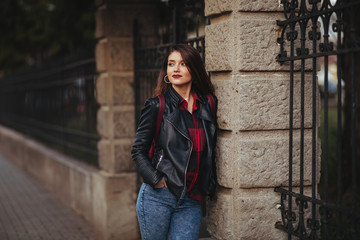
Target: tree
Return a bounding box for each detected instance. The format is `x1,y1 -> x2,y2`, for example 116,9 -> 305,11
0,0 -> 95,73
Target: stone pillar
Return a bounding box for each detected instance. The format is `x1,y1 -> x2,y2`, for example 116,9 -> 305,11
94,0 -> 158,239
204,1 -> 319,239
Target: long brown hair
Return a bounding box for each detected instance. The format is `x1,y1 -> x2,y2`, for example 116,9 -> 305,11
153,44 -> 214,96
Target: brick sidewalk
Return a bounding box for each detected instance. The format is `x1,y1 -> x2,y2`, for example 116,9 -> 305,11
0,154 -> 94,240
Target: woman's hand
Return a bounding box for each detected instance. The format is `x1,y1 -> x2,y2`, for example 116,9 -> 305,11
154,177 -> 168,188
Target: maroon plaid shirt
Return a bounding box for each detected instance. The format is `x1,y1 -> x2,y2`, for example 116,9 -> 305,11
179,91 -> 205,204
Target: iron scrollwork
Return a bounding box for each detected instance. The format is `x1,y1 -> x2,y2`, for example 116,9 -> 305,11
275,0 -> 360,239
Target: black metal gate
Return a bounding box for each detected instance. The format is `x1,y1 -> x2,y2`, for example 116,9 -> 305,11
133,0 -> 206,125
275,0 -> 359,239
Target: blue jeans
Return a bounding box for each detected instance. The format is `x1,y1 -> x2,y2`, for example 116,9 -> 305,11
136,183 -> 202,240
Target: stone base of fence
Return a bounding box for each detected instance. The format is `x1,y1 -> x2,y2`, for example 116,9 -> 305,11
0,125 -> 139,240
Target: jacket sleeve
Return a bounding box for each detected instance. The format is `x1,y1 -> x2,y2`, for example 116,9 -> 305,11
131,98 -> 164,187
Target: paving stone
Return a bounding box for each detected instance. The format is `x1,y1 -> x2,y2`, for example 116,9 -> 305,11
0,154 -> 94,240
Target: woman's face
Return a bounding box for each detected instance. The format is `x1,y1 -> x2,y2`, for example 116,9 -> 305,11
166,51 -> 192,88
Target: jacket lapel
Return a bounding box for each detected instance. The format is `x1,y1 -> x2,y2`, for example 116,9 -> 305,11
197,102 -> 215,123
165,86 -> 216,141
197,100 -> 216,150
166,108 -> 190,140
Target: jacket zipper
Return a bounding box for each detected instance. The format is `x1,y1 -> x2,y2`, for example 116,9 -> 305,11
156,153 -> 163,169
167,119 -> 193,200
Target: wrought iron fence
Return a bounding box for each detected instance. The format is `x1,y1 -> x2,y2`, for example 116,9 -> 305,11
0,54 -> 100,165
275,0 -> 359,239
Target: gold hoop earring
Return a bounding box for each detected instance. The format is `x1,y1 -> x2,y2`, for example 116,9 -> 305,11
163,75 -> 170,84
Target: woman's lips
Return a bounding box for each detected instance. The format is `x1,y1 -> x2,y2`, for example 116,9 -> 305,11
172,75 -> 182,78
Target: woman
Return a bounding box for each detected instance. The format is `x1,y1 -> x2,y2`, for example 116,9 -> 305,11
131,44 -> 218,240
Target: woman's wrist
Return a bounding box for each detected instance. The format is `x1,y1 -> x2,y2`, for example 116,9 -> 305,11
154,177 -> 167,188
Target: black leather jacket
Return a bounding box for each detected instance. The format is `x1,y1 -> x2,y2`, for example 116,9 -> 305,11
132,86 -> 218,201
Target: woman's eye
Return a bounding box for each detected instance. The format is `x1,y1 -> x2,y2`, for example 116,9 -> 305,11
181,62 -> 186,66
168,63 -> 174,66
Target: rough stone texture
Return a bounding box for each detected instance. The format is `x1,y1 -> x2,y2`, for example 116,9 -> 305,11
205,13 -> 287,72
113,107 -> 135,138
98,139 -> 114,172
216,130 -> 321,189
96,39 -> 108,73
95,4 -> 158,39
94,1 -> 158,237
233,130 -> 314,189
208,187 -> 316,240
98,139 -> 136,173
206,187 -> 234,240
236,0 -> 284,12
109,38 -> 134,71
96,38 -> 134,73
112,75 -> 135,105
235,13 -> 285,71
97,106 -> 113,139
232,188 -> 287,240
92,171 -> 139,240
96,73 -> 112,105
232,188 -> 286,240
96,73 -> 135,106
205,20 -> 234,72
205,0 -> 234,17
215,131 -> 234,188
95,5 -> 106,39
213,73 -> 317,131
205,0 -> 283,16
206,13 -> 314,72
114,139 -> 137,172
204,1 -> 323,239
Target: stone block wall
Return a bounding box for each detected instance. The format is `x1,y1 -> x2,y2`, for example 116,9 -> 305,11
95,0 -> 158,174
94,0 -> 158,239
204,1 -> 320,239
91,0 -> 322,239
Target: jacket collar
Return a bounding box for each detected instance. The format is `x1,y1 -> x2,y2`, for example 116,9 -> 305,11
166,86 -> 215,123
167,86 -> 182,108
164,86 -> 216,140
193,88 -> 215,123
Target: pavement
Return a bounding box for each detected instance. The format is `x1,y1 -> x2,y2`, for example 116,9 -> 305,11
0,153 -> 94,240
0,152 -> 214,240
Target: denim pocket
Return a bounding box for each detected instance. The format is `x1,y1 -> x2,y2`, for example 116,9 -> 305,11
153,185 -> 166,192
